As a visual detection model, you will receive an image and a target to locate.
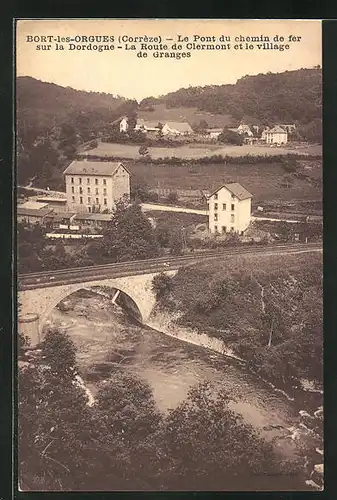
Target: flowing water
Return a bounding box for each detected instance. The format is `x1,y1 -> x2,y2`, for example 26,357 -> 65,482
45,291 -> 323,488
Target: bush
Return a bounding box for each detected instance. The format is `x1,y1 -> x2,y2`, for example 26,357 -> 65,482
152,272 -> 173,299
166,191 -> 179,204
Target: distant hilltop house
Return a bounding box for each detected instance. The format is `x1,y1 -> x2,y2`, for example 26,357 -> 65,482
265,125 -> 288,145
161,121 -> 194,136
63,160 -> 130,214
208,183 -> 253,235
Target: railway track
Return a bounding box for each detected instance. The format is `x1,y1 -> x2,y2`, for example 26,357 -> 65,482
18,242 -> 322,290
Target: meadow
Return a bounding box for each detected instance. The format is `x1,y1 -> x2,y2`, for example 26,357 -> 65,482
84,141 -> 322,160
127,161 -> 322,203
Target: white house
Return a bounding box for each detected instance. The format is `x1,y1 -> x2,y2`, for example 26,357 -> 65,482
119,117 -> 129,133
208,183 -> 253,235
64,160 -> 131,213
206,128 -> 223,139
162,121 -> 194,136
265,125 -> 288,144
236,124 -> 253,137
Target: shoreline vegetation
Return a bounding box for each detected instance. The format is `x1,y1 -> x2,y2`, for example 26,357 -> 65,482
150,251 -> 323,412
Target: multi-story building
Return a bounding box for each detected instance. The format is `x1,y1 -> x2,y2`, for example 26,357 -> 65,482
208,183 -> 252,235
265,125 -> 288,144
63,160 -> 130,213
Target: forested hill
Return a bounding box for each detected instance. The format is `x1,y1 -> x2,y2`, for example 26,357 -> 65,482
16,77 -> 136,143
141,68 -> 322,125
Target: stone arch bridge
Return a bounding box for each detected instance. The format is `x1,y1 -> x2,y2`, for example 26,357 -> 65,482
19,271 -> 177,346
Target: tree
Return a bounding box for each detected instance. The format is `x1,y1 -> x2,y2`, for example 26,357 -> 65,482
154,381 -> 301,490
169,229 -> 183,255
166,191 -> 178,204
218,127 -> 244,145
139,145 -> 150,157
152,272 -> 173,299
126,111 -> 137,131
156,122 -> 164,140
104,201 -> 160,261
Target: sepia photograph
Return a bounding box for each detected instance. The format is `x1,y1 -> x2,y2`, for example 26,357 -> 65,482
16,19 -> 323,492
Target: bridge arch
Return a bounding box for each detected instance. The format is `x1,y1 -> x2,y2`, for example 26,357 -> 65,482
19,271 -> 177,346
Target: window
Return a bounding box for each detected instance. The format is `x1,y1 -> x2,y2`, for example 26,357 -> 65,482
231,204 -> 235,211
214,203 -> 218,210
87,187 -> 90,194
95,197 -> 99,204
230,226 -> 234,232
87,178 -> 90,184
95,188 -> 99,195
222,226 -> 227,233
80,197 -> 83,204
214,193 -> 218,200
95,179 -> 98,185
214,225 -> 218,233
88,197 -> 91,204
79,178 -> 82,184
231,194 -> 235,200
71,177 -> 74,184
103,188 -> 107,196
72,195 -> 75,202
71,186 -> 74,194
79,187 -> 83,194
103,179 -> 107,185
88,206 -> 92,213
214,213 -> 218,221
231,214 -> 235,222
104,198 -> 107,205
222,203 -> 226,210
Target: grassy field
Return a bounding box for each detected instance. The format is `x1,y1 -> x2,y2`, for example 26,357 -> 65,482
128,161 -> 321,203
137,103 -> 235,127
84,142 -> 322,160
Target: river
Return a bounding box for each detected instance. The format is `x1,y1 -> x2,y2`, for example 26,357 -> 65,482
45,290 -> 323,489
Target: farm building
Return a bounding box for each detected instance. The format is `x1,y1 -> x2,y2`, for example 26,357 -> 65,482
162,121 -> 194,136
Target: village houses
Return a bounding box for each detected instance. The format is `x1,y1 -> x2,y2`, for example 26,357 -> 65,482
208,183 -> 253,235
63,160 -> 130,214
265,125 -> 288,145
120,116 -> 193,136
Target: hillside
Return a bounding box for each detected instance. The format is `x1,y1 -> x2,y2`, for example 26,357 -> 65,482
141,68 -> 322,126
137,103 -> 235,128
16,77 -> 138,186
152,251 -> 322,389
16,76 -> 137,142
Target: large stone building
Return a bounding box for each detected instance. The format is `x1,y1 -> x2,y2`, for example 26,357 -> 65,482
63,160 -> 130,213
208,183 -> 252,235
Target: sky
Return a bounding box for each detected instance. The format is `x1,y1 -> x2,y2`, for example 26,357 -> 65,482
16,19 -> 322,101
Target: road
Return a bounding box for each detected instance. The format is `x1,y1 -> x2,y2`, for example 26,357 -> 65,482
18,242 -> 322,290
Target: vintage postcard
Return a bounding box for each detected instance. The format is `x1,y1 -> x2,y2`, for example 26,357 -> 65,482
16,19 -> 323,492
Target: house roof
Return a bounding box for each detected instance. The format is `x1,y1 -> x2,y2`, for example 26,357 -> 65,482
19,200 -> 49,210
136,119 -> 160,129
63,160 -> 130,177
17,207 -> 54,217
164,121 -> 193,133
209,183 -> 253,201
36,197 -> 67,204
74,213 -> 112,222
268,125 -> 287,134
53,213 -> 76,221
